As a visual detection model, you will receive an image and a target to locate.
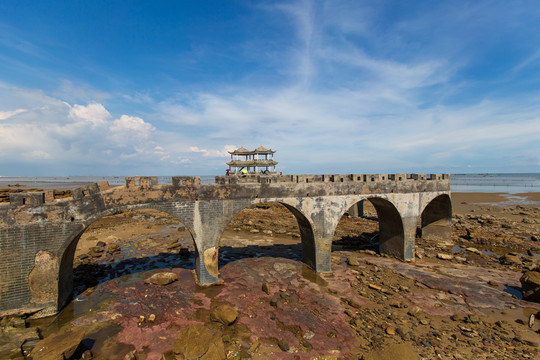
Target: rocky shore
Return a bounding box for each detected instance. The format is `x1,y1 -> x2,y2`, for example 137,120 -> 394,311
1,193 -> 539,359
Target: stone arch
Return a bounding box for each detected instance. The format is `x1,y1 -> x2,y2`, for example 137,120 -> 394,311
213,199 -> 317,270
336,196 -> 405,259
368,197 -> 405,258
419,194 -> 452,242
334,198 -> 380,251
56,203 -> 197,311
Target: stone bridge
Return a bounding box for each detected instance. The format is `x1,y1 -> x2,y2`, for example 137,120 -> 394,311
0,173 -> 451,317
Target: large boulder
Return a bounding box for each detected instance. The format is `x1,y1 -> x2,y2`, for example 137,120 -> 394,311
210,304 -> 239,325
29,327 -> 86,360
173,324 -> 225,359
520,269 -> 540,302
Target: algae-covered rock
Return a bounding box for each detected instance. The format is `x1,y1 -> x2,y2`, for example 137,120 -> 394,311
173,324 -> 225,359
210,304 -> 239,325
144,272 -> 178,285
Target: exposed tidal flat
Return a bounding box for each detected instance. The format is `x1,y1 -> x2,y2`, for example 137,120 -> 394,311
1,174 -> 540,359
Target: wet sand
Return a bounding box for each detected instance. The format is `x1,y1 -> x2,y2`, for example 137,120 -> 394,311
452,192 -> 540,214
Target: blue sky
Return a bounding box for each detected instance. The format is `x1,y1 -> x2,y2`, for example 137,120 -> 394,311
1,0 -> 540,176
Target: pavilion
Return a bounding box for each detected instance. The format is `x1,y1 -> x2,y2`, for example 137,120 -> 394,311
226,146 -> 278,175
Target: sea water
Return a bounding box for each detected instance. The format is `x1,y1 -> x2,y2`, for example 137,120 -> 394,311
452,173 -> 540,193
1,173 -> 540,193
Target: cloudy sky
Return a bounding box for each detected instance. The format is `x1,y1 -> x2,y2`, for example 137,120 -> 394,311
1,0 -> 540,176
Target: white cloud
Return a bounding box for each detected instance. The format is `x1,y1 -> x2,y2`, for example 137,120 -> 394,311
0,86 -> 165,171
69,102 -> 111,127
110,115 -> 154,139
0,108 -> 26,120
108,115 -> 155,151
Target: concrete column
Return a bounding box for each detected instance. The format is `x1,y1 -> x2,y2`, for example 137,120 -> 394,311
348,204 -> 358,217
347,201 -> 363,218
195,246 -> 220,285
300,197 -> 349,273
309,235 -> 332,272
400,216 -> 417,260
190,201 -> 223,285
189,198 -> 253,285
357,201 -> 364,217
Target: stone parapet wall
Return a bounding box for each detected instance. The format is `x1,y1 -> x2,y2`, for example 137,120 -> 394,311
215,173 -> 450,185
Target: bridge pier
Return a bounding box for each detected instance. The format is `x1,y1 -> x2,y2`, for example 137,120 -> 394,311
309,236 -> 332,272
346,201 -> 364,218
195,246 -> 221,285
400,216 -> 418,260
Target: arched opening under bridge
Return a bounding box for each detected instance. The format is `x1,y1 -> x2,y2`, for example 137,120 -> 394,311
420,194 -> 452,241
335,197 -> 404,258
217,202 -> 315,269
58,207 -> 195,308
334,199 -> 380,252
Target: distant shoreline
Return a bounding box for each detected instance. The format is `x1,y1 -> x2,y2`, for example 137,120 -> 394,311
0,173 -> 539,193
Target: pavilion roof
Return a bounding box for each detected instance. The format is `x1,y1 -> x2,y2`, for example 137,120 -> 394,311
228,146 -> 276,155
253,145 -> 275,154
228,146 -> 251,155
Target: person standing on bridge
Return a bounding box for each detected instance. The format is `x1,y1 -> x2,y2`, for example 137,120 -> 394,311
241,168 -> 248,177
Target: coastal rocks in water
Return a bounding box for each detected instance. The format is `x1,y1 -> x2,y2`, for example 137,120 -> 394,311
144,272 -> 178,285
520,269 -> 540,302
29,327 -> 86,360
173,324 -> 225,359
89,245 -> 105,258
107,243 -> 121,254
0,327 -> 40,359
210,304 -> 239,325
